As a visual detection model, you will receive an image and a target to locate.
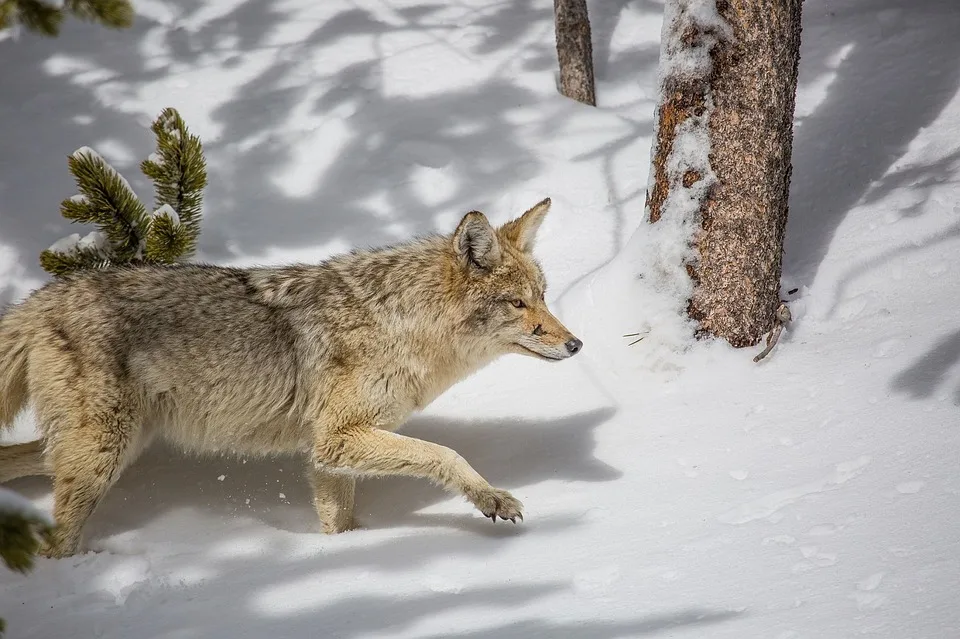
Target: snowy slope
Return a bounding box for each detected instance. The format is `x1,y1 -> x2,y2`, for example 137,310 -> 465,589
2,0 -> 960,637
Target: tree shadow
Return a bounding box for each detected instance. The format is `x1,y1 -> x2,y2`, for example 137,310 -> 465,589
858,149 -> 960,219
821,218 -> 960,317
783,0 -> 960,286
4,536 -> 744,639
2,404 -> 742,639
195,0 -> 560,261
589,0 -> 662,83
413,609 -> 743,638
7,408 -> 619,544
361,408 -> 621,528
0,16 -> 162,298
891,329 -> 960,406
0,0 -> 567,301
202,64 -> 543,262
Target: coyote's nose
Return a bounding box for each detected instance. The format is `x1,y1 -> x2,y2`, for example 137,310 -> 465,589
565,338 -> 583,355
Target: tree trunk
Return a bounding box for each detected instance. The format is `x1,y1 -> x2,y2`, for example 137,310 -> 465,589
646,0 -> 803,347
554,0 -> 596,106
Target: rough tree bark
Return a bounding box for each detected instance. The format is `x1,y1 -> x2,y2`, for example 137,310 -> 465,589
646,0 -> 803,347
554,0 -> 596,106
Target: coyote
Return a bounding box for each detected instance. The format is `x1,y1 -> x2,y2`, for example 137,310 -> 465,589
0,198 -> 582,557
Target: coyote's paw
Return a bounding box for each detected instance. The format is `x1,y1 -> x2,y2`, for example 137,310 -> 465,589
37,538 -> 75,559
470,487 -> 523,523
321,516 -> 362,535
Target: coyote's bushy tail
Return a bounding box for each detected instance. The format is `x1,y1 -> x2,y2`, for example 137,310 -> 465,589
0,307 -> 31,430
0,306 -> 48,482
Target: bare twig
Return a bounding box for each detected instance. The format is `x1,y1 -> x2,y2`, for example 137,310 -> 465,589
753,302 -> 792,363
623,332 -> 647,347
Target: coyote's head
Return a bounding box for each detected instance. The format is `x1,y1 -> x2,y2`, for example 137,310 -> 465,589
452,198 -> 582,362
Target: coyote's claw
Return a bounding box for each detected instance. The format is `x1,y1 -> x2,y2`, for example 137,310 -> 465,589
472,486 -> 524,524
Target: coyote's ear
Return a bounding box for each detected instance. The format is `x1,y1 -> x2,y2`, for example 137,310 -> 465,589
454,211 -> 502,270
500,197 -> 551,253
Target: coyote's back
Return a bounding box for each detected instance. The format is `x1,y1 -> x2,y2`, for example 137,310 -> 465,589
1,265 -> 309,454
0,303 -> 30,429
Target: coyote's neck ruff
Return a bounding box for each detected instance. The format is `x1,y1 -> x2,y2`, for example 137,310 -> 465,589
0,197 -> 582,557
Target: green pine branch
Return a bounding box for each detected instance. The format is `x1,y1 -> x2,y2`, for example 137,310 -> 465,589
0,0 -> 62,36
0,487 -> 56,638
140,107 -> 207,261
0,0 -> 131,37
61,148 -> 149,262
64,0 -> 132,28
39,244 -> 110,276
42,107 -> 207,277
145,205 -> 191,263
0,513 -> 53,575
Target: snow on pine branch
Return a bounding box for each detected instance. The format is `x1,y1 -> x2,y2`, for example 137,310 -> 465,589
152,203 -> 180,226
47,233 -> 83,255
71,146 -> 140,204
47,231 -> 108,256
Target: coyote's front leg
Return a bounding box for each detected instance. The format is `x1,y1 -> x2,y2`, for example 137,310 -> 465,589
313,425 -> 523,528
306,466 -> 359,534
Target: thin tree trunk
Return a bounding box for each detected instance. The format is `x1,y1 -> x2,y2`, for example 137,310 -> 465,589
554,0 -> 596,106
646,0 -> 803,347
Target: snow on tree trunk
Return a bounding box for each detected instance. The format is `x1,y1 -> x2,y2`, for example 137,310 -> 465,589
553,0 -> 596,106
645,0 -> 803,348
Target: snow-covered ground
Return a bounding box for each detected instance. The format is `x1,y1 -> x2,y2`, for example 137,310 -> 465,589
2,0 -> 959,637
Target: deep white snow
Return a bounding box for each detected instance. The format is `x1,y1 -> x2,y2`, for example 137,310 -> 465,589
1,0 -> 959,637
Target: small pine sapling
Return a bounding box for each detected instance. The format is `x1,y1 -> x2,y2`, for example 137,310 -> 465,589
0,0 -> 133,38
0,486 -> 55,637
40,107 -> 208,276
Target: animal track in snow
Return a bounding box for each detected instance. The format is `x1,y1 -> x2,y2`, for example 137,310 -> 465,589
717,456 -> 871,525
837,294 -> 872,322
806,523 -> 838,537
858,572 -> 885,591
791,545 -> 838,573
848,572 -> 888,611
424,576 -> 464,594
676,457 -> 699,478
850,591 -> 888,611
896,481 -> 925,494
872,338 -> 904,359
762,535 -> 796,547
573,565 -> 621,597
394,140 -> 453,169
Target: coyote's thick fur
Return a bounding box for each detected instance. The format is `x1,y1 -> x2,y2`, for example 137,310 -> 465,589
0,198 -> 581,557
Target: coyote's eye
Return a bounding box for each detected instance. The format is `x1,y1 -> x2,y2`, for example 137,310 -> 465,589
510,299 -> 526,309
